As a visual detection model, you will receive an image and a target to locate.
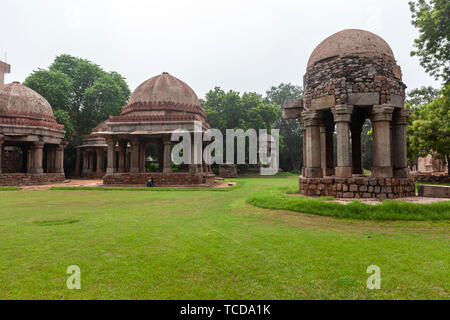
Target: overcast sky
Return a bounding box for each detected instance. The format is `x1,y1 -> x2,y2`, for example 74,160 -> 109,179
0,0 -> 442,99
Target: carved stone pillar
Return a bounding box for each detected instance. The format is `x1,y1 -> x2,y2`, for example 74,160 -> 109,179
96,148 -> 104,176
30,141 -> 44,174
392,109 -> 412,178
298,118 -> 307,176
130,138 -> 140,173
320,122 -> 335,176
55,144 -> 66,174
371,105 -> 395,178
332,105 -> 353,178
106,137 -> 115,174
118,140 -> 126,173
140,142 -> 146,173
302,111 -> 322,178
163,139 -> 172,173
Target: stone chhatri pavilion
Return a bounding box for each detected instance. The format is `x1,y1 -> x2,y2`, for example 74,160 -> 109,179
283,29 -> 415,199
0,62 -> 67,186
75,121 -> 108,178
96,72 -> 214,186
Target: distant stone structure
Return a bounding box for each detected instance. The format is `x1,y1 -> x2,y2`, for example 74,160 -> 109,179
283,30 -> 415,199
75,121 -> 108,178
94,72 -> 215,186
219,164 -> 238,178
417,154 -> 447,173
0,62 -> 66,186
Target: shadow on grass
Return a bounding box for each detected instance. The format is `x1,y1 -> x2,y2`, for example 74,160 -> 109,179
247,186 -> 450,221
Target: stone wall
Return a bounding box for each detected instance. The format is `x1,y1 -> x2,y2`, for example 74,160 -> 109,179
219,165 -> 238,178
304,56 -> 405,108
299,176 -> 415,199
411,173 -> 450,184
418,185 -> 450,198
2,150 -> 23,173
0,173 -> 65,186
103,172 -> 212,186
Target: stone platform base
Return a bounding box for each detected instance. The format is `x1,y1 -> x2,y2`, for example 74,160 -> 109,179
0,173 -> 65,186
418,185 -> 450,198
299,176 -> 415,199
104,172 -> 215,186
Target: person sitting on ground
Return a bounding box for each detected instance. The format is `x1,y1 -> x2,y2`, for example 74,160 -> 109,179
146,178 -> 154,188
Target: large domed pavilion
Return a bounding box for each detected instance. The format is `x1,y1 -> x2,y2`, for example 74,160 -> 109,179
94,72 -> 214,186
282,29 -> 415,199
0,68 -> 66,185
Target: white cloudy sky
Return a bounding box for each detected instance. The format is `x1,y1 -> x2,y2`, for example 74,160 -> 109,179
0,0 -> 442,98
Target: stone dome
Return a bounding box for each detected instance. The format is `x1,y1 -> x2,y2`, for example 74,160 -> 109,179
307,29 -> 396,68
0,82 -> 56,122
129,72 -> 201,108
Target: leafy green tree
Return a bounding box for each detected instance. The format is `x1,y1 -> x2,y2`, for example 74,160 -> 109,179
264,83 -> 304,172
202,87 -> 281,170
24,54 -> 131,174
23,69 -> 72,112
406,86 -> 440,107
409,0 -> 450,83
407,84 -> 450,174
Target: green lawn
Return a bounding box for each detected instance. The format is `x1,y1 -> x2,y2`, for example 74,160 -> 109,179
0,176 -> 449,299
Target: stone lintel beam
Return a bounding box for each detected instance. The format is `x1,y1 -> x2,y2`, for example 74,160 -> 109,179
282,99 -> 303,120
348,92 -> 380,106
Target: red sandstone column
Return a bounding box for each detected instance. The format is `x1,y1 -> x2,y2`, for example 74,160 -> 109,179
140,141 -> 146,173
332,105 -> 354,178
106,137 -> 115,175
96,148 -> 104,177
163,138 -> 172,173
371,105 -> 395,178
117,140 -> 126,173
55,143 -> 66,174
30,141 -> 45,174
130,138 -> 140,173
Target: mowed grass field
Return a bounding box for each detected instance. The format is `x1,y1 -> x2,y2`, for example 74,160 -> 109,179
0,176 -> 449,300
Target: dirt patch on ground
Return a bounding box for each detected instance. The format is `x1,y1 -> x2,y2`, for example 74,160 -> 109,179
287,193 -> 449,205
19,179 -> 236,190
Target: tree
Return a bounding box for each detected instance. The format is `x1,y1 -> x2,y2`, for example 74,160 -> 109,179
406,86 -> 440,107
409,0 -> 450,83
264,83 -> 304,172
24,54 -> 131,174
407,84 -> 450,175
202,87 -> 281,170
23,69 -> 72,113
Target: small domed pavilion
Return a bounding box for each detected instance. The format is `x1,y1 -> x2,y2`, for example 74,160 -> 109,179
283,29 -> 415,198
0,75 -> 66,185
95,72 -> 214,186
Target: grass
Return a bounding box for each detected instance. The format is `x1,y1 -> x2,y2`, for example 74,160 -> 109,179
247,186 -> 450,221
0,176 -> 449,299
0,187 -> 21,191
